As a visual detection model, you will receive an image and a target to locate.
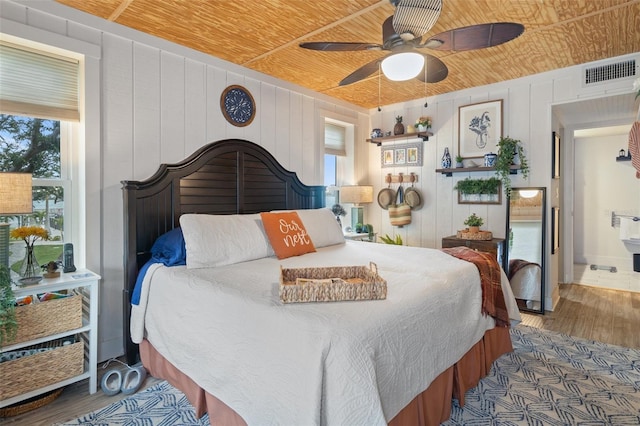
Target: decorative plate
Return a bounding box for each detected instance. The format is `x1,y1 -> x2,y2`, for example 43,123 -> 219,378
18,276 -> 43,286
220,85 -> 256,127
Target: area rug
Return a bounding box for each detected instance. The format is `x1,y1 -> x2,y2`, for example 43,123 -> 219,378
62,325 -> 640,425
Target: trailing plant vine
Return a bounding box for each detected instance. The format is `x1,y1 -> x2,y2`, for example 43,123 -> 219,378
495,136 -> 529,197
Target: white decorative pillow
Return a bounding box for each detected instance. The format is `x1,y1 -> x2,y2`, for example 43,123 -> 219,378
179,213 -> 273,269
278,208 -> 345,248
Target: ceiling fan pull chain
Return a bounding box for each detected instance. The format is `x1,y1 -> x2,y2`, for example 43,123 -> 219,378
378,63 -> 382,112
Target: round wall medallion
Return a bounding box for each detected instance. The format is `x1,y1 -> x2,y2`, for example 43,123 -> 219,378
220,85 -> 256,127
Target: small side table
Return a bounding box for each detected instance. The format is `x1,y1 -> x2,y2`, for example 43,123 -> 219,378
441,235 -> 506,271
1,269 -> 100,408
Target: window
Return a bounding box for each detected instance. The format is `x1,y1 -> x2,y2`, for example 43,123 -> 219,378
324,120 -> 348,208
0,115 -> 70,271
0,40 -> 80,273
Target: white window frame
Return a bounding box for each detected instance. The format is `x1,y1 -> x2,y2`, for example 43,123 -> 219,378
1,24 -> 101,270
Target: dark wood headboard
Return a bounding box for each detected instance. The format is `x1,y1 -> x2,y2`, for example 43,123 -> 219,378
121,139 -> 325,363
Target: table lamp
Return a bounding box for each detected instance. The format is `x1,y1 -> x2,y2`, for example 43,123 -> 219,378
0,173 -> 33,269
340,185 -> 373,231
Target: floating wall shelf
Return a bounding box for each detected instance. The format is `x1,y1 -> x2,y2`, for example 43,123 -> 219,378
435,165 -> 521,177
367,131 -> 433,146
616,155 -> 632,162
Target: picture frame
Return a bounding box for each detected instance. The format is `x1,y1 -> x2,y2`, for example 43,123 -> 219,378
458,99 -> 503,159
407,147 -> 418,164
552,207 -> 560,254
381,142 -> 423,167
383,149 -> 394,165
552,131 -> 560,179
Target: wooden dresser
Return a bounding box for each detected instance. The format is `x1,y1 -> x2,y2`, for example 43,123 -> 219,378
441,235 -> 507,271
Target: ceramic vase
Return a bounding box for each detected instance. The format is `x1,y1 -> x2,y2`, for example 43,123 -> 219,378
441,147 -> 452,169
19,244 -> 41,279
484,152 -> 497,167
394,117 -> 404,135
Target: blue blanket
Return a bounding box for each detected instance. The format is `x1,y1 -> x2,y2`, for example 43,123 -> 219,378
131,228 -> 186,305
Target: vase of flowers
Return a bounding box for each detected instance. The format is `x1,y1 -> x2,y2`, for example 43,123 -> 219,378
10,226 -> 49,282
415,116 -> 432,132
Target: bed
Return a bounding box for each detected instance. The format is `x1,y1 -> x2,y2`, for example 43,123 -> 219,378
122,139 -> 521,425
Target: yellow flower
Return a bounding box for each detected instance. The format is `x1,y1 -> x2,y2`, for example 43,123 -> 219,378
10,226 -> 49,246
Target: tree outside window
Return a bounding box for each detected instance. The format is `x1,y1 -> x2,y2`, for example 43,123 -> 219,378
0,114 -> 65,272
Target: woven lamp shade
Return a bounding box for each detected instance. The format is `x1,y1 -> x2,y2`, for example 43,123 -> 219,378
0,172 -> 32,214
340,185 -> 373,206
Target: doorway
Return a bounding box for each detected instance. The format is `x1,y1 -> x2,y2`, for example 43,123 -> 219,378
552,93 -> 639,292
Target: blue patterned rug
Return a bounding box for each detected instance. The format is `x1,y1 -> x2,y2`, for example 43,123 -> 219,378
63,325 -> 640,425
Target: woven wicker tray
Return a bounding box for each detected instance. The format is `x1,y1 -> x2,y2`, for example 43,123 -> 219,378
280,263 -> 387,303
456,229 -> 493,240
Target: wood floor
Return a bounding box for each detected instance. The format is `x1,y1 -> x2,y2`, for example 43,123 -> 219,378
3,283 -> 639,425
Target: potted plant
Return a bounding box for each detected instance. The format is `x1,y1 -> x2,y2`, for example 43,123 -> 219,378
379,234 -> 403,245
495,136 -> 529,197
455,155 -> 464,168
0,264 -> 17,348
479,177 -> 501,202
464,213 -> 484,233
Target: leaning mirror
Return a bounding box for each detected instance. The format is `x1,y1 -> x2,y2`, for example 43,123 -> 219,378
505,187 -> 546,314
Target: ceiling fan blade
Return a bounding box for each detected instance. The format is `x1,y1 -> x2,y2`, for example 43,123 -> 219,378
299,42 -> 382,52
392,0 -> 442,39
339,58 -> 383,86
415,54 -> 448,83
422,22 -> 524,51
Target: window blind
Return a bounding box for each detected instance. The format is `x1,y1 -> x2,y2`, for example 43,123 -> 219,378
325,123 -> 346,156
0,42 -> 80,121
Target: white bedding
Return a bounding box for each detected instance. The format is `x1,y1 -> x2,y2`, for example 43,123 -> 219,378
133,241 -> 520,425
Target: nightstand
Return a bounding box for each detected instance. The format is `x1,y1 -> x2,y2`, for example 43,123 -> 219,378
0,269 -> 100,407
344,232 -> 377,242
441,235 -> 507,271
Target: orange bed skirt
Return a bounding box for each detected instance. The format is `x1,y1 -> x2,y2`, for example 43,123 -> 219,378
140,326 -> 512,426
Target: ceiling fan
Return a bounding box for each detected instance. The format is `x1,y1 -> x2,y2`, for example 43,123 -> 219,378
300,0 -> 524,86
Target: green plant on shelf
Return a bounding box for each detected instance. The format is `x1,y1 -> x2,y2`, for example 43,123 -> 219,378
454,177 -> 500,195
495,136 -> 529,197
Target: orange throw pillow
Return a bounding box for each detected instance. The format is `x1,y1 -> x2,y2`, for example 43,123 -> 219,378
260,211 -> 316,259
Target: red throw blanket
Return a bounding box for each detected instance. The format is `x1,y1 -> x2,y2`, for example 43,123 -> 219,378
441,246 -> 510,327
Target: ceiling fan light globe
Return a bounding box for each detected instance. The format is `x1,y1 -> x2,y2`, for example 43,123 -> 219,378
381,52 -> 424,81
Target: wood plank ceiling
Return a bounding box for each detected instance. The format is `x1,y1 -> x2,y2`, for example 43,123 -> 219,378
55,0 -> 640,109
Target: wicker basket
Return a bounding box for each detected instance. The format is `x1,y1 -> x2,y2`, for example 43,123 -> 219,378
0,338 -> 83,401
10,293 -> 82,345
280,263 -> 387,303
0,388 -> 63,417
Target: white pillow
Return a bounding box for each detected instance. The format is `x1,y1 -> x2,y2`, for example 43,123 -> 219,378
179,213 -> 273,269
282,208 -> 345,248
